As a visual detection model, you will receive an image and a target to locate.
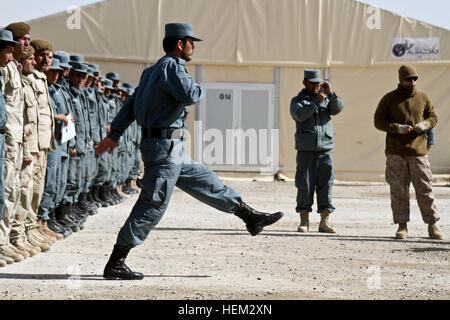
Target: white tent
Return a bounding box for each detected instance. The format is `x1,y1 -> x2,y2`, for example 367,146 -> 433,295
25,0 -> 450,180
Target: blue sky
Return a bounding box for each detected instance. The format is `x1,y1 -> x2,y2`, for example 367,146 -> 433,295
1,0 -> 449,30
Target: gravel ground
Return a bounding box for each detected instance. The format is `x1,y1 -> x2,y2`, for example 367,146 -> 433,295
0,179 -> 449,300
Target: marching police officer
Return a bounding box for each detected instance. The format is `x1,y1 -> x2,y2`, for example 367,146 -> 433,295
96,23 -> 284,280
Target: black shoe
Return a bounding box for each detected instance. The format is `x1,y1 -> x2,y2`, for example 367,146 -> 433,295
79,192 -> 98,211
49,208 -> 73,237
55,204 -> 80,233
112,188 -> 124,203
103,244 -> 144,280
234,203 -> 284,236
100,184 -> 118,206
92,186 -> 109,207
87,189 -> 102,208
48,218 -> 72,238
121,182 -> 132,195
99,185 -> 115,206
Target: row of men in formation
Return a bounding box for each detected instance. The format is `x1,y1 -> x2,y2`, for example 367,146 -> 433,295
0,22 -> 142,267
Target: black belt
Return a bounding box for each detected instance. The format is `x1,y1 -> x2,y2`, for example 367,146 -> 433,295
0,128 -> 5,135
142,127 -> 186,141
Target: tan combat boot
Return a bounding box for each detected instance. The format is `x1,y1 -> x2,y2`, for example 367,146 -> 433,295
38,219 -> 63,241
28,225 -> 56,244
318,210 -> 336,233
11,237 -> 40,257
0,258 -> 6,267
297,211 -> 309,233
27,231 -> 51,252
395,223 -> 408,239
0,254 -> 14,265
428,223 -> 443,240
9,242 -> 30,259
0,245 -> 24,262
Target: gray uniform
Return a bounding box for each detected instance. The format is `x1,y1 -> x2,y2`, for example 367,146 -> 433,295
64,85 -> 87,205
82,87 -> 99,194
38,81 -> 73,221
93,93 -> 111,187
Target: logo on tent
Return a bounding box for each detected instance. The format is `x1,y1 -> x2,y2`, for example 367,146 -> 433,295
392,38 -> 440,59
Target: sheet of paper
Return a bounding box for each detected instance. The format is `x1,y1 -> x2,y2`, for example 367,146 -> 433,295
61,113 -> 76,144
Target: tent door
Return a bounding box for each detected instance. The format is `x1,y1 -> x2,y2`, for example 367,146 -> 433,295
195,82 -> 278,174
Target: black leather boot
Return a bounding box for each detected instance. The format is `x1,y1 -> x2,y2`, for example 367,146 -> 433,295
92,186 -> 109,207
79,192 -> 98,212
121,181 -> 132,195
69,204 -> 88,229
48,208 -> 72,238
87,189 -> 101,208
55,203 -> 80,233
112,187 -> 124,203
101,184 -> 117,206
79,193 -> 98,215
103,244 -> 144,280
234,203 -> 284,236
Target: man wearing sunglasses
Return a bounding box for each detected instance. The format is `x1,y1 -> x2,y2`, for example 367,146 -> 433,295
374,65 -> 443,240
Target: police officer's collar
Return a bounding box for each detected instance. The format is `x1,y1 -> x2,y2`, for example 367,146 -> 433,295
166,53 -> 186,66
49,82 -> 59,90
70,85 -> 82,95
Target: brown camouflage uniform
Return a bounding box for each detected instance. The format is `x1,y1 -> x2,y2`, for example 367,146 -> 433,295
385,154 -> 439,224
0,60 -> 25,247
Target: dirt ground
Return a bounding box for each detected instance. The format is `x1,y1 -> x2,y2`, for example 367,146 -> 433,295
0,178 -> 449,301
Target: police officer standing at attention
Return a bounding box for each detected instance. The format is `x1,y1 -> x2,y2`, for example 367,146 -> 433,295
96,23 -> 284,280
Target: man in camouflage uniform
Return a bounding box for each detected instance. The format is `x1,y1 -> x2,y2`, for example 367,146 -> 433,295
38,57 -> 74,240
374,65 -> 443,240
0,29 -> 21,266
15,45 -> 52,256
0,22 -> 31,264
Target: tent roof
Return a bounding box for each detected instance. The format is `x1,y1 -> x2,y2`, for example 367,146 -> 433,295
25,0 -> 450,66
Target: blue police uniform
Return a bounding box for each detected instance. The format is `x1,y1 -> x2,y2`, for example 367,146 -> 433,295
90,84 -> 111,205
108,52 -> 242,248
290,71 -> 344,214
102,24 -> 283,280
38,59 -> 65,221
54,78 -> 75,209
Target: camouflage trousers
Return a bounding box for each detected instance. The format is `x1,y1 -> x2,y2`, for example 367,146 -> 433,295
385,154 -> 439,224
0,141 -> 24,246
